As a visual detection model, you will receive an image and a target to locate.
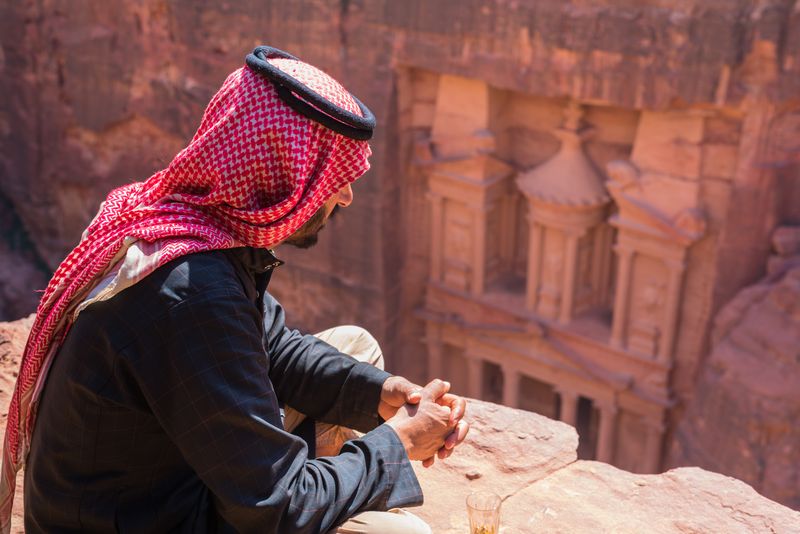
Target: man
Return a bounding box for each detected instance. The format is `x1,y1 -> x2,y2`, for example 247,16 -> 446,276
0,46 -> 468,533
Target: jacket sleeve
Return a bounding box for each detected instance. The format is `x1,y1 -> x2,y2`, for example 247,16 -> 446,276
128,282 -> 423,533
262,290 -> 392,432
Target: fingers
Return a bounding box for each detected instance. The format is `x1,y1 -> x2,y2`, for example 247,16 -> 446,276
437,393 -> 467,423
435,420 -> 469,463
417,419 -> 470,467
380,378 -> 422,421
421,379 -> 450,401
384,376 -> 423,404
444,419 -> 470,449
401,380 -> 423,405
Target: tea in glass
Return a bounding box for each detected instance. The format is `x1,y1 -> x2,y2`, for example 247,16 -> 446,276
466,491 -> 501,534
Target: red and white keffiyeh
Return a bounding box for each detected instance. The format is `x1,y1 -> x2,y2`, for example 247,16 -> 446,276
0,55 -> 372,531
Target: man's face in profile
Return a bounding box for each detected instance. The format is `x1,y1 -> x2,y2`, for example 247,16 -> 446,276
283,183 -> 353,249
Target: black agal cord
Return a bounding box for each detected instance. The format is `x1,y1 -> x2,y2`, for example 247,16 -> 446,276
245,46 -> 376,141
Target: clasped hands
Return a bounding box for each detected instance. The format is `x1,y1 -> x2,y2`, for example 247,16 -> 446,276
380,377 -> 470,467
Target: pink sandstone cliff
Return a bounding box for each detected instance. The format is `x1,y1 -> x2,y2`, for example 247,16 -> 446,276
669,228 -> 800,510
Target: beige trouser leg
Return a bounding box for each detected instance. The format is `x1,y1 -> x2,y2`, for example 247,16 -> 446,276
283,325 -> 384,455
332,509 -> 432,534
282,325 -> 431,534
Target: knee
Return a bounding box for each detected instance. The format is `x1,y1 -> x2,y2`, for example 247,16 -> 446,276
316,325 -> 385,370
334,325 -> 374,341
331,509 -> 431,534
394,510 -> 432,534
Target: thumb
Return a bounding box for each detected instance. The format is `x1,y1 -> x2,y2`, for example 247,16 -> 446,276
421,379 -> 450,401
391,377 -> 423,404
403,383 -> 423,404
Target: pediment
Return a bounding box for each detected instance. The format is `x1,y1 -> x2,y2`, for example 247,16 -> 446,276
606,160 -> 706,245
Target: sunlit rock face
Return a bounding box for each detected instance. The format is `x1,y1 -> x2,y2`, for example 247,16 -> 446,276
408,399 -> 800,533
2,0 -> 800,510
669,232 -> 800,510
0,315 -> 33,533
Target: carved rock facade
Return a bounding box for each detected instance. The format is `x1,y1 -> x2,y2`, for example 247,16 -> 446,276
410,75 -> 713,474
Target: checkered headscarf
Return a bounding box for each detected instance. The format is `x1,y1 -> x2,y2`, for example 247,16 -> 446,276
0,51 -> 372,531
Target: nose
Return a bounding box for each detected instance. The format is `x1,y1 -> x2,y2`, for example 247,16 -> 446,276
336,184 -> 353,208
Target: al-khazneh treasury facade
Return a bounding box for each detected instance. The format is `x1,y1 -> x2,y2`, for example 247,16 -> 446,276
397,71 -> 741,474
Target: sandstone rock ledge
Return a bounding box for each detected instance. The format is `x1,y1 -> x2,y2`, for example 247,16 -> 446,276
412,400 -> 800,534
2,317 -> 799,533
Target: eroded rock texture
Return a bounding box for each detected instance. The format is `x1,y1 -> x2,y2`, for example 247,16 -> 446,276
669,239 -> 800,510
0,196 -> 48,320
409,399 -> 800,534
0,315 -> 33,533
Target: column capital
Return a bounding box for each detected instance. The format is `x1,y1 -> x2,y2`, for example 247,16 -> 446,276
641,416 -> 666,433
662,258 -> 687,272
466,201 -> 493,213
596,400 -> 618,463
554,386 -> 579,399
562,227 -> 588,239
500,362 -> 518,374
595,401 -> 619,416
463,349 -> 484,362
557,387 -> 579,427
613,244 -> 635,258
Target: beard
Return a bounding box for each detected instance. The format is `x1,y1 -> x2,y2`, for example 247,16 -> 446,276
283,205 -> 336,249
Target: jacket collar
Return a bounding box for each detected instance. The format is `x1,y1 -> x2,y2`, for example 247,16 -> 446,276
226,247 -> 284,274
223,247 -> 283,308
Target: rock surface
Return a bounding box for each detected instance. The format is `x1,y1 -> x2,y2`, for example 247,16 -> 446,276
1,316 -> 799,532
410,398 -> 800,533
669,261 -> 800,510
0,315 -> 33,533
499,462 -> 800,534
0,196 -> 49,322
411,400 -> 579,530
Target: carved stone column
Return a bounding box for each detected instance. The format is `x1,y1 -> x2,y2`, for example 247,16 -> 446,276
525,221 -> 544,309
427,159 -> 514,294
502,366 -> 520,408
596,403 -> 618,463
557,388 -> 579,427
610,246 -> 634,348
659,259 -> 686,365
465,353 -> 483,399
471,204 -> 489,296
643,419 -> 665,474
427,192 -> 445,283
606,160 -> 706,361
517,101 -> 610,323
424,74 -> 515,295
425,323 -> 444,380
559,230 -> 582,324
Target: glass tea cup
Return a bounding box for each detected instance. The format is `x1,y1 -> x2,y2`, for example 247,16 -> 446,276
466,491 -> 502,534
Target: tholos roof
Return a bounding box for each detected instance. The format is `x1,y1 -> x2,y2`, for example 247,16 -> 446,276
517,128 -> 609,207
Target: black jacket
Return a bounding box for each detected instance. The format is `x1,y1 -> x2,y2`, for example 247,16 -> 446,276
24,248 -> 422,533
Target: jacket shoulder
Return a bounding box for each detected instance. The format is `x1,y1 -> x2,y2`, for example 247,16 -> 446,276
134,250 -> 246,307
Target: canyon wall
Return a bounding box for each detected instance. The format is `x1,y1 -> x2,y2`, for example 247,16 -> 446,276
668,228 -> 800,509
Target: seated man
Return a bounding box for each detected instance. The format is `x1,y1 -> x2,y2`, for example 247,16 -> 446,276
0,46 -> 469,534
